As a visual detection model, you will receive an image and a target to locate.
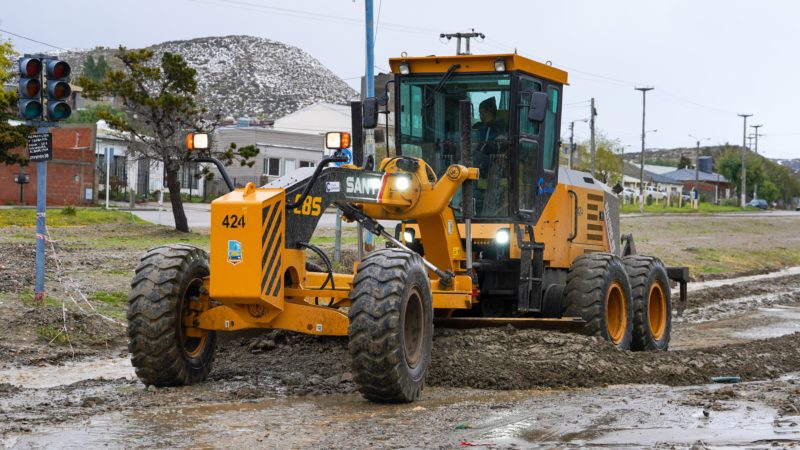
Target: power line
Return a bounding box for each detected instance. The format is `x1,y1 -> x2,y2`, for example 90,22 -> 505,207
0,28 -> 63,50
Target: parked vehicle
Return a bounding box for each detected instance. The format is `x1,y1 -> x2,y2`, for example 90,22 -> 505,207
747,199 -> 768,210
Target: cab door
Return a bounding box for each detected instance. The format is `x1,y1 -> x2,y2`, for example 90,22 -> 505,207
516,76 -> 564,222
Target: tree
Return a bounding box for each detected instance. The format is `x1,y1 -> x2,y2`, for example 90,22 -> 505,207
575,132 -> 623,185
677,155 -> 692,169
78,46 -> 257,232
82,55 -> 109,81
66,103 -> 126,124
0,40 -> 34,166
758,179 -> 779,203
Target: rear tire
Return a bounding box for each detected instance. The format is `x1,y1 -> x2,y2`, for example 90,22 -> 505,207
348,248 -> 433,402
128,244 -> 216,386
564,253 -> 634,350
623,255 -> 671,351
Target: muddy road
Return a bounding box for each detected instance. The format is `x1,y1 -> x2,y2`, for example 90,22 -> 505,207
2,268 -> 800,448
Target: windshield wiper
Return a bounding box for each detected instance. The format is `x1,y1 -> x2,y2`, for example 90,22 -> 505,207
423,64 -> 460,108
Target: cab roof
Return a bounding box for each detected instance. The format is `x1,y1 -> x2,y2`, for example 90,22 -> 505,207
388,53 -> 568,85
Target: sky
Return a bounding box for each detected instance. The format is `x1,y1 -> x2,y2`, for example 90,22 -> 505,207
3,0 -> 799,159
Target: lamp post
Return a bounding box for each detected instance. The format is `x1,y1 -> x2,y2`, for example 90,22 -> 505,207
688,134 -> 710,209
568,118 -> 588,170
635,86 -> 654,213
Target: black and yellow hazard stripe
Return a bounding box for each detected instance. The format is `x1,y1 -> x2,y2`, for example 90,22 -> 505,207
261,200 -> 283,297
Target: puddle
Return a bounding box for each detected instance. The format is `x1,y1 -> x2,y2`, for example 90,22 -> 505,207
688,266 -> 800,292
477,384 -> 800,448
0,357 -> 135,388
677,289 -> 800,324
732,305 -> 800,340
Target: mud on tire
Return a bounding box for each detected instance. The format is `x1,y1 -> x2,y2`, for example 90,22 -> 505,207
623,255 -> 672,351
128,244 -> 216,386
564,253 -> 634,350
348,248 -> 433,403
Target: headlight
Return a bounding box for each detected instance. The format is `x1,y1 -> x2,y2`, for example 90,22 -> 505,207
394,175 -> 410,192
495,229 -> 510,245
403,231 -> 414,243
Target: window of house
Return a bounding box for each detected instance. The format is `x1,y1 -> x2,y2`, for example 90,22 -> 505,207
299,161 -> 315,168
264,158 -> 281,176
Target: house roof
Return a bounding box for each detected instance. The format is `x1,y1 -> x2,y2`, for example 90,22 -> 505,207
272,102 -> 351,135
660,168 -> 728,183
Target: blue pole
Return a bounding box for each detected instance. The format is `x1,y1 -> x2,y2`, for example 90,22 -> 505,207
365,0 -> 375,97
34,125 -> 48,300
363,0 -> 376,249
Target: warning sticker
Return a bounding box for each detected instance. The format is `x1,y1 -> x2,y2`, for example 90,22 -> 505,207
325,181 -> 340,193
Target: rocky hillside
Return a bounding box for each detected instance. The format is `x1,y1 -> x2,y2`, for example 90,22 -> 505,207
774,158 -> 800,175
60,35 -> 358,119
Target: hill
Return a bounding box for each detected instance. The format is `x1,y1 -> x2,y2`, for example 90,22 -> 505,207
59,35 -> 358,119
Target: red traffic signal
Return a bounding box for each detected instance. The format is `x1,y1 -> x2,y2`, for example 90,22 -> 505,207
19,58 -> 42,77
45,60 -> 71,79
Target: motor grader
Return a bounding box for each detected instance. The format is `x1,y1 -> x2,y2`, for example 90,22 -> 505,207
127,51 -> 688,402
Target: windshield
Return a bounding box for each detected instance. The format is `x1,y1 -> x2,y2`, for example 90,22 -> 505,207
398,73 -> 511,218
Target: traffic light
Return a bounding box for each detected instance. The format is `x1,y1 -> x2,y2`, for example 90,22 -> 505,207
17,57 -> 43,120
45,59 -> 72,120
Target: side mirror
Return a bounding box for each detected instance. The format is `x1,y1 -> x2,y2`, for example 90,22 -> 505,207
362,97 -> 379,129
527,92 -> 548,123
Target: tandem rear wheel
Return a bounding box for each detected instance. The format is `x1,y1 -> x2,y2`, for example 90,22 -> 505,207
564,253 -> 634,350
348,248 -> 434,403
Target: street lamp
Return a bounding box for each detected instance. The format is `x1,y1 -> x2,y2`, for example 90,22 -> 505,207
568,118 -> 589,170
13,173 -> 30,205
688,134 -> 711,208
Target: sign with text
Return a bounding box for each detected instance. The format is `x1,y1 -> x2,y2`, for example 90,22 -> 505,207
27,132 -> 53,162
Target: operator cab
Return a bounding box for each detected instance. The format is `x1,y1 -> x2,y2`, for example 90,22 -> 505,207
390,54 -> 567,222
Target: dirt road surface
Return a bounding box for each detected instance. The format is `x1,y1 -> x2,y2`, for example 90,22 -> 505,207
2,217 -> 800,448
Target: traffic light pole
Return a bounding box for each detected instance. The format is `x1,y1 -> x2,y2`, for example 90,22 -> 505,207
34,125 -> 48,301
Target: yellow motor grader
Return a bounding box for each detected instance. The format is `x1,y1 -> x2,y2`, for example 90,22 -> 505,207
127,52 -> 688,402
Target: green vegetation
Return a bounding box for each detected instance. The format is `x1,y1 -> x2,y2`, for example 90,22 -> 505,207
37,325 -> 69,345
0,208 -> 145,227
0,39 -> 34,166
90,290 -> 127,306
620,202 -> 746,214
716,146 -> 800,206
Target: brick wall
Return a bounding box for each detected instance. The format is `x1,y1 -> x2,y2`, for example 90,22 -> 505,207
0,124 -> 97,206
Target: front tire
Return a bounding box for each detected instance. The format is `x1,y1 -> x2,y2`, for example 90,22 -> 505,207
623,255 -> 671,351
564,253 -> 634,350
348,249 -> 433,402
128,244 -> 216,386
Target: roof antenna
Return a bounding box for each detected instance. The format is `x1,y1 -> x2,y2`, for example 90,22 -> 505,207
439,29 -> 485,55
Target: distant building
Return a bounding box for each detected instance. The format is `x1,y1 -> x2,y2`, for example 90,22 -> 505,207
207,125 -> 325,197
0,124 -> 97,206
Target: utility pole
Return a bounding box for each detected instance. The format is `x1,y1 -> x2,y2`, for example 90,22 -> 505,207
440,29 -> 485,55
751,124 -> 763,154
568,118 -> 588,170
590,98 -> 597,177
635,87 -> 654,213
738,113 -> 752,208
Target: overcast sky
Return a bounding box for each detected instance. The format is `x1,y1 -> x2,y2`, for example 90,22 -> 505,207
4,0 -> 799,159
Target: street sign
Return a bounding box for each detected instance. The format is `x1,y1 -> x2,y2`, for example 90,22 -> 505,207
27,132 -> 52,162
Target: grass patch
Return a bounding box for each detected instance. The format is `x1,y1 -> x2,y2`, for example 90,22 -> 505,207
91,290 -> 127,306
0,208 -> 145,227
621,203 -> 754,214
37,325 -> 69,345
